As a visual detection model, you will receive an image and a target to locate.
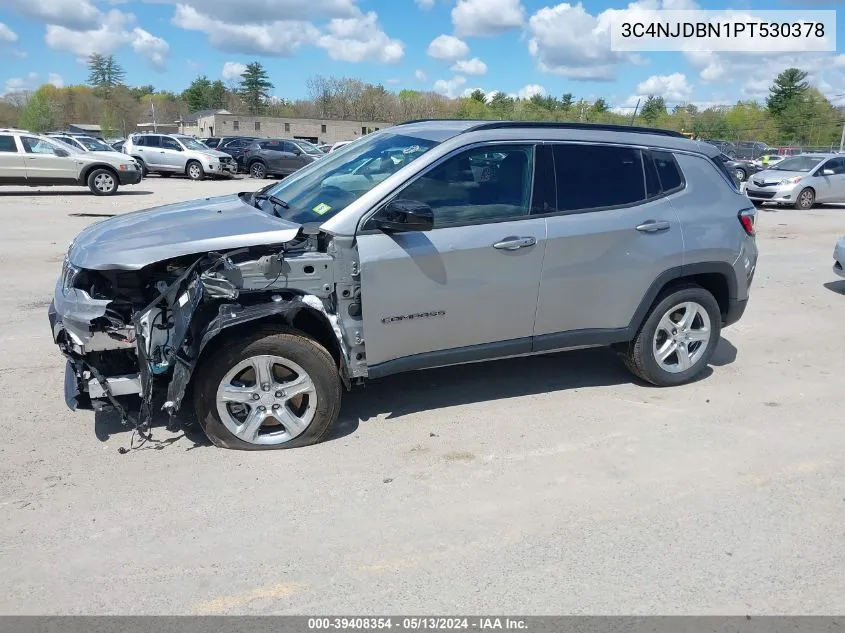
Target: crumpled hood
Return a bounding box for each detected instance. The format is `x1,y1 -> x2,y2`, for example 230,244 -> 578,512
68,194 -> 302,271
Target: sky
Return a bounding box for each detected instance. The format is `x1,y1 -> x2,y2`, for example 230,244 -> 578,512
0,0 -> 843,112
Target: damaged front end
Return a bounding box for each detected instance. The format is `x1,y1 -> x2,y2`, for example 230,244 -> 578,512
49,227 -> 366,432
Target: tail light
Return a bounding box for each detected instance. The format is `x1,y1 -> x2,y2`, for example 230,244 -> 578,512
738,209 -> 756,236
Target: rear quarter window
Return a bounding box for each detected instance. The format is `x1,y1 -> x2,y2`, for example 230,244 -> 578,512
709,153 -> 740,191
0,135 -> 17,152
651,151 -> 684,192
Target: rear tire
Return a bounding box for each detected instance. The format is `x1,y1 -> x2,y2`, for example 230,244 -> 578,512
133,158 -> 148,178
734,167 -> 747,182
621,284 -> 721,387
193,326 -> 342,450
250,161 -> 267,179
87,168 -> 119,196
186,160 -> 205,181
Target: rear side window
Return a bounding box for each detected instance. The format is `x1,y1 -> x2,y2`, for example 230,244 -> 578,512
552,144 -> 646,213
144,136 -> 161,148
651,151 -> 683,192
0,135 -> 17,152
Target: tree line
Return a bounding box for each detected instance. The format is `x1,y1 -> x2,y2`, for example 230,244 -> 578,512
1,56 -> 841,147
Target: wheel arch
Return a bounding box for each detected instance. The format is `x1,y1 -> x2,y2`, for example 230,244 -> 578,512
79,162 -> 119,185
629,263 -> 738,334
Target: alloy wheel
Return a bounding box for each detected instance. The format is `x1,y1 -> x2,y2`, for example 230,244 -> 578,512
215,355 -> 317,446
651,301 -> 711,373
94,172 -> 115,193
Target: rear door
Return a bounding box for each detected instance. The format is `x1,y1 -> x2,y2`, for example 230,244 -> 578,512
357,143 -> 547,370
816,157 -> 845,202
532,143 -> 684,350
134,135 -> 161,168
20,136 -> 80,184
0,134 -> 26,183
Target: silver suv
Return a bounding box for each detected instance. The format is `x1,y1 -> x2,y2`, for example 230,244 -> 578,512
0,128 -> 141,195
48,121 -> 758,450
124,133 -> 237,180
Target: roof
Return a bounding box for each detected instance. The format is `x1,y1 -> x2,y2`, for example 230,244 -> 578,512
68,123 -> 101,132
185,109 -> 231,122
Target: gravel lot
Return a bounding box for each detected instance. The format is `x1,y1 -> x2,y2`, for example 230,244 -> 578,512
1,175 -> 844,615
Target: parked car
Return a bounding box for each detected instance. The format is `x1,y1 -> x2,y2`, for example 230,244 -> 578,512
733,141 -> 776,161
111,140 -> 126,153
48,120 -> 757,450
214,136 -> 262,171
0,128 -> 141,195
328,140 -> 353,153
752,154 -> 786,169
745,154 -> 845,209
719,154 -> 761,183
200,137 -> 221,148
243,138 -> 323,178
48,133 -> 118,153
316,143 -> 332,153
701,139 -> 737,158
124,133 -> 237,180
834,236 -> 845,279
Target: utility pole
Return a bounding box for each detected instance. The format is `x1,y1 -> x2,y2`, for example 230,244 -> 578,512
630,98 -> 640,126
839,122 -> 845,153
150,99 -> 157,133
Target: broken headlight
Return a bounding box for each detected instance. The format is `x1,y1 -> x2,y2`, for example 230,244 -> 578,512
61,258 -> 81,294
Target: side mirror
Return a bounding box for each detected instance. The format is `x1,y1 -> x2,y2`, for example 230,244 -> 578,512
292,147 -> 302,155
54,148 -> 70,157
822,168 -> 835,176
374,199 -> 434,232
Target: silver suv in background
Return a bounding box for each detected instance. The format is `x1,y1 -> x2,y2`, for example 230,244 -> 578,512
0,128 -> 141,195
745,154 -> 845,209
49,121 -> 757,450
124,133 -> 237,180
48,134 -> 117,153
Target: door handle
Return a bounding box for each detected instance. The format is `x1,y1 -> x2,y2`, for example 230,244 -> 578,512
493,236 -> 537,250
636,220 -> 671,233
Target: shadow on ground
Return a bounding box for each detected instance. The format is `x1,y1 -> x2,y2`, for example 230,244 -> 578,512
92,338 -> 738,449
0,190 -> 153,197
824,280 -> 845,296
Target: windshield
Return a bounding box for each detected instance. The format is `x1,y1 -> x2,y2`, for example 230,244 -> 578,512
261,132 -> 439,223
295,140 -> 323,155
770,156 -> 822,172
178,137 -> 209,151
77,136 -> 114,152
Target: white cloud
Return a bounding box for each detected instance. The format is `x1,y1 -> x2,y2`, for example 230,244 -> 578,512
0,23 -> 18,43
316,10 -> 404,63
47,73 -> 64,88
11,50 -> 28,58
6,0 -> 101,30
451,57 -> 487,75
416,0 -> 436,8
452,0 -> 525,37
386,78 -> 401,85
173,5 -> 319,56
427,34 -> 469,62
433,75 -> 467,98
46,10 -> 170,69
3,72 -> 39,96
635,73 -> 693,102
415,69 -> 428,82
527,2 -> 642,81
221,61 -> 247,81
149,0 -> 357,23
518,84 -> 546,99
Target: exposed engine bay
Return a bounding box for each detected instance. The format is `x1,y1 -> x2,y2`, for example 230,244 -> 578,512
49,227 -> 367,435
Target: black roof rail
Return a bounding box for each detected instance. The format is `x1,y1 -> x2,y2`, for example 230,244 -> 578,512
465,121 -> 685,138
395,118 -> 474,126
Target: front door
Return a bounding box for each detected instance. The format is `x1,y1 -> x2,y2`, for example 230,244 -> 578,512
815,157 -> 845,202
159,136 -> 185,171
533,144 -> 685,350
20,136 -> 79,184
357,143 -> 547,371
0,134 -> 26,183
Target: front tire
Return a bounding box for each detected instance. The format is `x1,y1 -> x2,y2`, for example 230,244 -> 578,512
193,326 -> 342,450
87,168 -> 119,196
734,167 -> 747,182
186,160 -> 205,181
621,284 -> 721,386
794,187 -> 814,210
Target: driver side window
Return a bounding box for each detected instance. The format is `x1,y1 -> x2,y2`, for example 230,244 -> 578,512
21,137 -> 60,155
398,145 -> 535,228
161,137 -> 181,151
824,158 -> 845,175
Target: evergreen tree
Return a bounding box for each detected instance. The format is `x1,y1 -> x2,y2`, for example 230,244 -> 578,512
238,62 -> 274,114
86,54 -> 125,93
767,68 -> 809,116
640,95 -> 667,123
